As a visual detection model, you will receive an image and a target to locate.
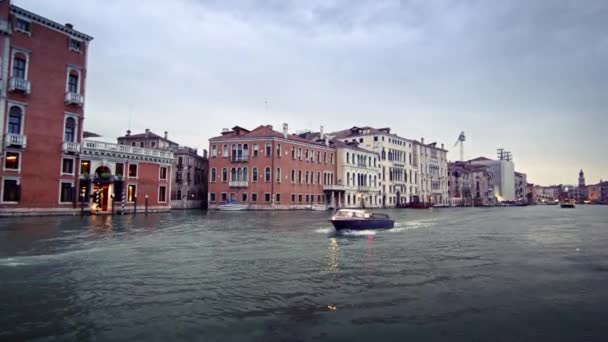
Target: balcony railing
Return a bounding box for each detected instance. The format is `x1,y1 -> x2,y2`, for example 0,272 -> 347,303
357,185 -> 374,192
5,133 -> 27,148
323,184 -> 346,191
230,155 -> 249,162
65,92 -> 84,106
8,77 -> 31,94
62,141 -> 81,153
82,140 -> 174,159
229,180 -> 248,187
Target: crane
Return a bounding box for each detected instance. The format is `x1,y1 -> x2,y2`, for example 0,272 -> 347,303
454,131 -> 466,161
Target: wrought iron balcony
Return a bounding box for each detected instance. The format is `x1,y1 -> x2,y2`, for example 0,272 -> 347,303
65,92 -> 84,106
5,133 -> 27,148
62,142 -> 81,154
8,77 -> 31,94
229,180 -> 248,187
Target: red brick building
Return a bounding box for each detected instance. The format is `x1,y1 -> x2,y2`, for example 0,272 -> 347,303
0,2 -> 172,215
208,125 -> 337,209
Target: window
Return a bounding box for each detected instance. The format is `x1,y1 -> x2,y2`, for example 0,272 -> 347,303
221,193 -> 228,202
2,179 -> 20,202
275,193 -> 281,203
211,145 -> 217,158
242,193 -> 248,202
115,163 -> 124,177
298,148 -> 302,160
8,107 -> 22,134
277,144 -> 282,157
80,160 -> 90,175
374,136 -> 378,142
62,158 -> 74,174
223,144 -> 229,157
4,152 -> 19,170
265,143 -> 272,156
317,151 -> 320,163
127,184 -> 137,202
265,167 -> 271,182
15,18 -> 30,33
251,193 -> 258,202
264,193 -> 271,203
68,73 -> 79,93
178,157 -> 183,166
276,168 -> 281,183
158,186 -> 167,202
331,153 -> 334,164
317,172 -> 321,185
323,152 -> 327,163
252,167 -> 258,182
291,194 -> 296,203
70,39 -> 82,52
292,147 -> 296,159
253,144 -> 259,157
59,182 -> 75,203
291,169 -> 296,183
211,168 -> 217,182
222,168 -> 227,182
346,152 -> 350,164
12,57 -> 26,79
128,164 -> 138,178
210,193 -> 216,202
298,194 -> 303,203
298,170 -> 302,184
140,142 -> 144,148
159,167 -> 168,180
64,117 -> 76,142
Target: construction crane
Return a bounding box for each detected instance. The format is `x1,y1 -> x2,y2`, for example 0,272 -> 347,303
454,131 -> 466,161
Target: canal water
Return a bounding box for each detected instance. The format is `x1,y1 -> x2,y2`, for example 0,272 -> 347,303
1,206 -> 608,341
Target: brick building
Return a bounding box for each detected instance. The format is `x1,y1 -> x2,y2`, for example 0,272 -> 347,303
0,2 -> 92,215
208,124 -> 336,209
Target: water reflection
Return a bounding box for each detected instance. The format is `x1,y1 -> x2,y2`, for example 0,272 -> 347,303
324,237 -> 339,272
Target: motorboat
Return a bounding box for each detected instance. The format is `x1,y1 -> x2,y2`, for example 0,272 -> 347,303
330,209 -> 394,230
560,200 -> 575,208
217,200 -> 248,211
432,203 -> 450,208
308,204 -> 328,211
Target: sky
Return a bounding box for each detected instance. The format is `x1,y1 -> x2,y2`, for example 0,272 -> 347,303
16,0 -> 608,185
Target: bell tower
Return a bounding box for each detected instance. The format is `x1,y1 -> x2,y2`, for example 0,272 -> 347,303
578,170 -> 587,202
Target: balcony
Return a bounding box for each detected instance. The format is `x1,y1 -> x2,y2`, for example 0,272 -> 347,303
62,142 -> 81,154
81,140 -> 174,162
65,92 -> 84,106
5,133 -> 27,148
230,155 -> 249,163
229,180 -> 248,187
323,184 -> 346,191
357,185 -> 374,192
8,77 -> 31,94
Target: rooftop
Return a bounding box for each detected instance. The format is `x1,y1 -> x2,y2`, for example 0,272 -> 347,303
210,125 -> 333,148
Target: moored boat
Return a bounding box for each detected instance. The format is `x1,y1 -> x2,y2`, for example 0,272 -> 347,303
330,209 -> 394,231
560,200 -> 575,208
217,200 -> 248,211
308,204 -> 328,211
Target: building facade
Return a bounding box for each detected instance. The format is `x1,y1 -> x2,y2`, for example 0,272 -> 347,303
332,140 -> 381,208
208,125 -> 336,209
469,156 -> 515,202
448,161 -> 496,206
117,129 -> 208,209
514,171 -> 528,202
0,2 -> 93,215
330,126 -> 448,207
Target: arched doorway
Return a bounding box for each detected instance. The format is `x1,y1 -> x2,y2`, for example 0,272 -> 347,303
92,166 -> 113,212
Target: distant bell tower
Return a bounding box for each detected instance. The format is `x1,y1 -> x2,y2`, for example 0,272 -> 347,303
578,170 -> 587,202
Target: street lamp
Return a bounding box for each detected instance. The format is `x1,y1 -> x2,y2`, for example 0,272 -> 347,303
145,194 -> 149,215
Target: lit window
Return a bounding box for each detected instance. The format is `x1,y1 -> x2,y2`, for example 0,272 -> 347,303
127,184 -> 137,202
4,152 -> 19,170
80,160 -> 91,175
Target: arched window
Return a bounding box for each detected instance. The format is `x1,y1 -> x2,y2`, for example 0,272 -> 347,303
68,70 -> 79,93
64,117 -> 76,142
8,106 -> 22,134
237,167 -> 242,181
347,172 -> 350,186
243,167 -> 248,182
346,152 -> 350,164
12,54 -> 27,79
231,167 -> 236,181
265,167 -> 271,182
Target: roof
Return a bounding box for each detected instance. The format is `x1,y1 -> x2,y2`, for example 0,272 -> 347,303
118,131 -> 179,146
11,5 -> 93,41
330,126 -> 447,151
83,131 -> 101,138
469,157 -> 493,162
209,125 -> 333,148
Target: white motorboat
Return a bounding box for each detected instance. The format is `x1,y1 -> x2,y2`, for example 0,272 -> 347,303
217,200 -> 248,211
308,204 -> 328,211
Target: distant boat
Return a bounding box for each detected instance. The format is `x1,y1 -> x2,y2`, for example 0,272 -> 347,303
330,209 -> 394,231
405,203 -> 432,209
308,204 -> 327,211
560,200 -> 575,209
432,203 -> 450,208
546,201 -> 559,206
217,200 -> 248,211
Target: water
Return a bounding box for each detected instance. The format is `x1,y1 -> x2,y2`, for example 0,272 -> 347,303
1,206 -> 607,341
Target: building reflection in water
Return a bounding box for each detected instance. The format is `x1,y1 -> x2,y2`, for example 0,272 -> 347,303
324,237 -> 339,272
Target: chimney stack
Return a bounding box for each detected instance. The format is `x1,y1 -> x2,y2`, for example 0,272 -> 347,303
421,137 -> 425,144
282,123 -> 288,138
65,23 -> 73,29
164,131 -> 168,139
441,143 -> 444,150
126,130 -> 131,137
320,125 -> 325,139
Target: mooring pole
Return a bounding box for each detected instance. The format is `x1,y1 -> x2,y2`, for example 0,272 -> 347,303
145,194 -> 149,215
134,196 -> 137,215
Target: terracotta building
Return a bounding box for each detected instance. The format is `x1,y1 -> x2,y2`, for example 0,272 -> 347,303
208,124 -> 337,209
0,2 -> 93,215
117,129 -> 208,209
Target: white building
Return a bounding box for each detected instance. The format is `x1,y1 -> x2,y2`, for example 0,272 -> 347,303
469,157 -> 515,201
333,141 -> 382,208
329,126 -> 449,207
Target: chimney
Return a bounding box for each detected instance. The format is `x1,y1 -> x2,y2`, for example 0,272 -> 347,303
320,125 -> 324,139
126,130 -> 131,137
145,128 -> 150,137
441,143 -> 444,150
421,137 -> 425,144
65,23 -> 73,29
164,131 -> 168,139
282,123 -> 288,138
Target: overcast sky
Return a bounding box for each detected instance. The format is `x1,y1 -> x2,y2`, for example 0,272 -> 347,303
17,0 -> 607,185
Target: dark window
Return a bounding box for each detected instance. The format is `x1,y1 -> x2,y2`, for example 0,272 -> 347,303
252,168 -> 258,182
275,194 -> 281,203
265,143 -> 272,156
70,39 -> 82,51
68,74 -> 78,93
60,182 -> 74,202
15,19 -> 30,32
2,179 -> 19,202
298,194 -> 303,203
127,184 -> 137,202
62,158 -> 74,174
211,168 -> 216,182
8,107 -> 22,134
210,193 -> 216,202
140,142 -> 144,148
242,193 -> 248,202
264,193 -> 271,202
64,117 -> 76,142
251,193 -> 257,202
128,164 -> 137,178
4,152 -> 19,170
220,193 -> 227,201
80,160 -> 91,175
160,167 -> 167,180
115,163 -> 124,177
12,57 -> 26,79
222,168 -> 227,182
158,186 -> 167,202
265,167 -> 271,182
291,194 -> 296,203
